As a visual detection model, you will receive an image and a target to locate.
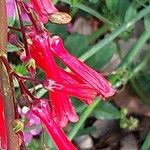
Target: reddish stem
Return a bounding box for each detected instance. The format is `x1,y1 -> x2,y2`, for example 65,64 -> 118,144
15,0 -> 31,60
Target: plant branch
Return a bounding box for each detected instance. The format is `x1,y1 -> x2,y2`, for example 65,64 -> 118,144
0,0 -> 20,149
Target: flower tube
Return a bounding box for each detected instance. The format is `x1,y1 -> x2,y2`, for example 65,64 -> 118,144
50,36 -> 115,99
28,28 -> 78,127
31,99 -> 77,150
30,0 -> 58,23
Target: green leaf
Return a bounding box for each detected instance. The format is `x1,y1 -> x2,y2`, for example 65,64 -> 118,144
124,5 -> 137,22
46,23 -> 68,40
43,131 -> 56,150
144,14 -> 150,31
86,41 -> 117,69
7,43 -> 18,52
141,130 -> 150,150
12,64 -> 28,75
65,33 -> 89,57
76,126 -> 96,137
8,15 -> 16,26
118,0 -> 130,22
88,0 -> 99,4
27,138 -> 42,150
93,102 -> 120,120
105,0 -> 118,13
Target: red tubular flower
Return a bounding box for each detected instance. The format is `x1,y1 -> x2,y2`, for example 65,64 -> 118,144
31,99 -> 77,150
50,36 -> 116,99
43,79 -> 97,104
27,27 -> 115,127
28,29 -> 78,127
30,0 -> 58,23
0,90 -> 7,149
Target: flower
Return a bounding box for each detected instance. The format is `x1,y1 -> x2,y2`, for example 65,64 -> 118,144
43,79 -> 97,104
19,106 -> 42,144
29,0 -> 58,24
27,27 -> 115,127
29,0 -> 71,24
50,36 -> 116,99
31,99 -> 77,150
27,28 -> 78,127
0,90 -> 7,149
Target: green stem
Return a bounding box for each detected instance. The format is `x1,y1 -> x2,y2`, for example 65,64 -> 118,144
68,98 -> 100,140
78,5 -> 150,61
140,130 -> 150,150
119,31 -> 150,67
87,25 -> 109,44
130,78 -> 150,106
132,49 -> 150,76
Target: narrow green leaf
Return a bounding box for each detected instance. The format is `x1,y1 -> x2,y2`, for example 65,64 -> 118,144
124,5 -> 137,22
118,0 -> 130,22
141,130 -> 150,150
144,14 -> 150,31
105,0 -> 118,13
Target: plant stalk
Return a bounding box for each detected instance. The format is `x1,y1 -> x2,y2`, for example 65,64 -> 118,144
0,0 -> 20,149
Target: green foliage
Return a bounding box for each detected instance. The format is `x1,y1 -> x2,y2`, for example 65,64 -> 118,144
7,43 -> 18,52
144,13 -> 150,31
27,139 -> 42,150
93,101 -> 120,120
46,23 -> 68,40
65,33 -> 89,57
86,41 -> 117,69
118,0 -> 130,22
12,64 -> 28,75
105,0 -> 118,14
141,130 -> 150,150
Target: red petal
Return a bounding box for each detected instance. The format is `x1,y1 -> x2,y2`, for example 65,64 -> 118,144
62,84 -> 97,104
57,67 -> 83,84
30,0 -> 58,23
31,99 -> 77,150
50,36 -> 115,99
50,92 -> 78,127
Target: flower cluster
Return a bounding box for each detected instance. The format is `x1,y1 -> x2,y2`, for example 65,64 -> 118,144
1,0 -> 116,149
27,27 -> 115,128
